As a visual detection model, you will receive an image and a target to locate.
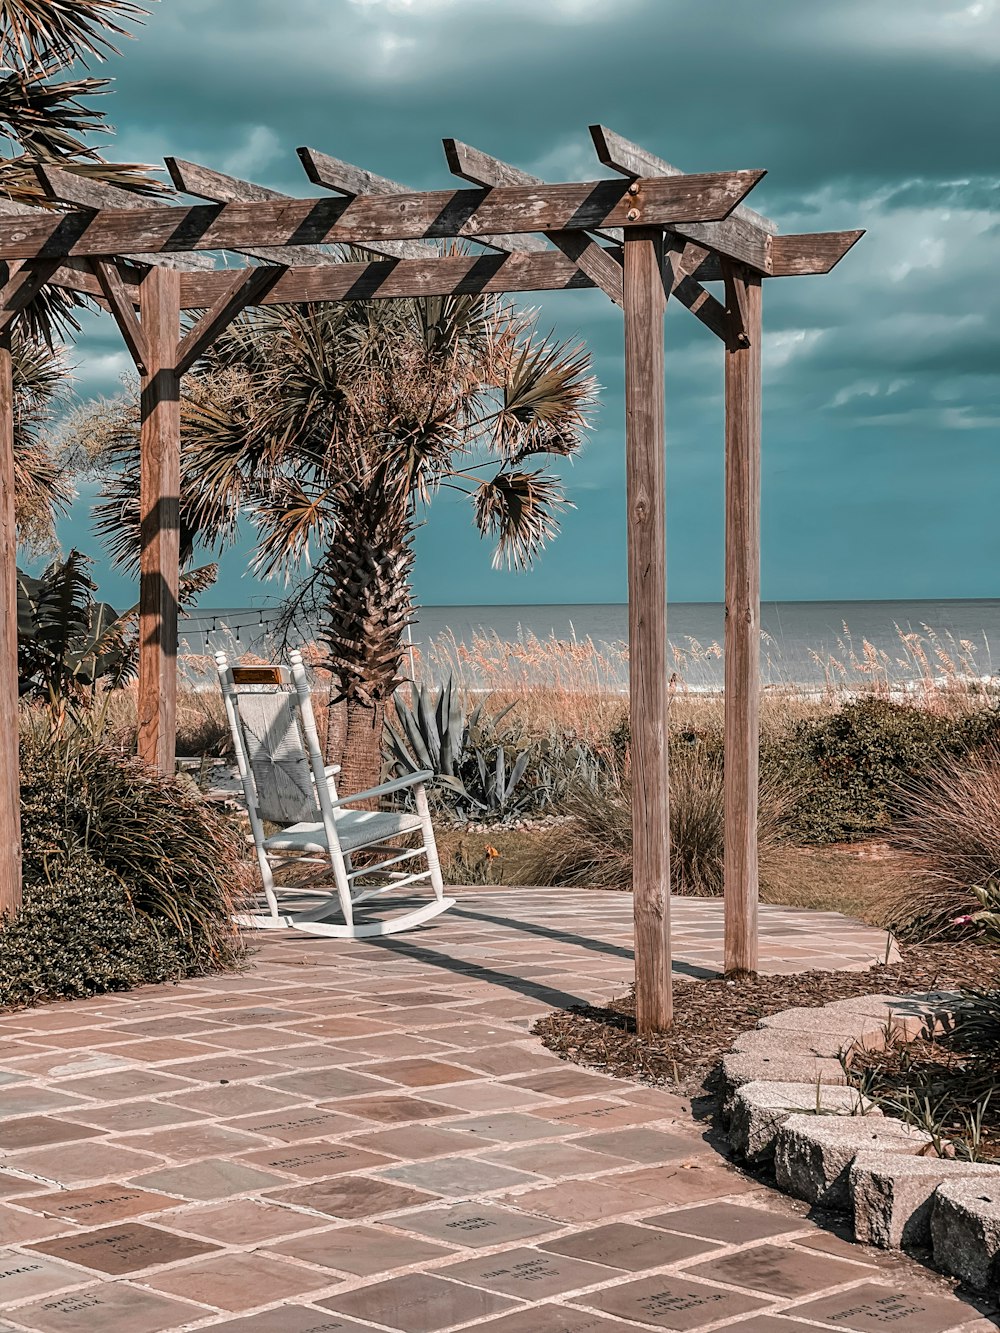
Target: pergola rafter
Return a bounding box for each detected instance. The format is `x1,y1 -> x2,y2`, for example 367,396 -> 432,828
0,128 -> 863,1034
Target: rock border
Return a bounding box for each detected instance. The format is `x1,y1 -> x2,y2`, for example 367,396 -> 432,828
718,990 -> 1000,1293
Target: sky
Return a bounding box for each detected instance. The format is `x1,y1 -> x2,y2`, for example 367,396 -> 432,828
49,0 -> 1000,609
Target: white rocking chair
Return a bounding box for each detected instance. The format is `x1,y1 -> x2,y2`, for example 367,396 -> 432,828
216,649 -> 455,938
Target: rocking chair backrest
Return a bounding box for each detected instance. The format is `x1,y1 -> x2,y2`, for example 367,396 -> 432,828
216,655 -> 335,829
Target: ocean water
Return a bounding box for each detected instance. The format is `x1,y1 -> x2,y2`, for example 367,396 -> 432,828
180,599 -> 1000,691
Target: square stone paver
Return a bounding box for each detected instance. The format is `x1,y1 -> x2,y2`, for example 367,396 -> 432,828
478,1140 -> 630,1178
571,1127 -> 709,1163
158,1199 -> 323,1245
644,1201 -> 805,1245
164,1083 -> 308,1117
228,1108 -> 365,1142
57,1069 -> 194,1100
261,1068 -> 394,1100
349,1124 -> 484,1161
318,1272 -> 516,1331
453,1112 -> 574,1143
30,1223 -> 218,1275
60,1100 -> 206,1134
612,1161 -> 756,1207
0,1116 -> 100,1151
378,1156 -> 537,1198
543,1222 -> 722,1272
684,1242 -> 871,1297
124,1122 -> 268,1161
203,1308 -> 391,1333
468,1306 -> 645,1332
141,1251 -> 330,1312
3,1282 -> 200,1333
364,1058 -> 478,1088
580,1273 -> 769,1329
336,1095 -> 453,1124
1,1140 -> 162,1185
785,1281 -> 992,1332
386,1201 -> 557,1248
9,1184 -> 180,1226
0,1250 -> 84,1305
237,1142 -> 392,1179
504,1179 -> 651,1224
268,1175 -> 435,1220
442,1245 -> 613,1299
0,1204 -> 68,1246
269,1223 -> 454,1275
130,1158 -> 288,1201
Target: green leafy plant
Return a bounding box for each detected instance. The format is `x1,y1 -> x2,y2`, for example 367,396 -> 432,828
17,549 -> 136,705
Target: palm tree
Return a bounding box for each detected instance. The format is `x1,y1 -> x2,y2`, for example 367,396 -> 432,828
89,290 -> 598,793
0,1 -> 166,342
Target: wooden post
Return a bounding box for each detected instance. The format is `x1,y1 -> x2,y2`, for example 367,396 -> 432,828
623,229 -> 671,1034
0,331 -> 21,918
137,267 -> 181,775
723,271 -> 762,976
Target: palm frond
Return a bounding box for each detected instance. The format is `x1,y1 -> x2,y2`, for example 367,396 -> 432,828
0,0 -> 149,72
493,333 -> 597,460
473,468 -> 569,570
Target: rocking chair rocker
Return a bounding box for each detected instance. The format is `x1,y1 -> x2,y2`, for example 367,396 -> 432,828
216,649 -> 455,938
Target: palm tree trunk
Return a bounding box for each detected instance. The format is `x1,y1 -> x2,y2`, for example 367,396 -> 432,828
339,697 -> 385,804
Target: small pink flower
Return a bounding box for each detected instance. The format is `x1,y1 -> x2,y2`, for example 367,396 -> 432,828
951,914 -> 975,925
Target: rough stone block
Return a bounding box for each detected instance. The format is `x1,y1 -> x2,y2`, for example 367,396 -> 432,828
774,1113 -> 932,1210
850,1152 -> 999,1249
931,1177 -> 1000,1292
721,1050 -> 846,1100
731,1029 -> 851,1060
727,1080 -> 877,1164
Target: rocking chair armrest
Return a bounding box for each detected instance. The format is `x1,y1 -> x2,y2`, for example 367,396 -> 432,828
330,769 -> 434,808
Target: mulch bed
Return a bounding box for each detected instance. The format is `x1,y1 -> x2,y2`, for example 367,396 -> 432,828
533,942 -> 1000,1095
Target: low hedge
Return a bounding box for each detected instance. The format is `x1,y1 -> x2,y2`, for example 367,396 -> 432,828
2,723 -> 248,1009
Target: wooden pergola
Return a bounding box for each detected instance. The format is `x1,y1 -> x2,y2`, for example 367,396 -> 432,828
0,128 -> 862,1032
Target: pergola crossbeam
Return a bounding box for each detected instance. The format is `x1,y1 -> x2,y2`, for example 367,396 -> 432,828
164,158 -> 343,268
34,166 -> 215,271
443,138 -> 622,305
0,171 -> 765,261
591,124 -> 777,273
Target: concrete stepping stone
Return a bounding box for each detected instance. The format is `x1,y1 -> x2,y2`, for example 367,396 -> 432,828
931,1177 -> 1000,1292
727,1079 -> 877,1162
774,1113 -> 933,1208
850,1152 -> 1000,1248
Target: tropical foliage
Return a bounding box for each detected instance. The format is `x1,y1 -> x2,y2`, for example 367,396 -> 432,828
85,294 -> 598,795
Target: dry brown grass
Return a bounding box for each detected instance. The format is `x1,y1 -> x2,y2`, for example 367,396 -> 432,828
880,740 -> 1000,938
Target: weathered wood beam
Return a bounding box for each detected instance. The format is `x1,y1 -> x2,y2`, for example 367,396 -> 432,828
443,138 -> 622,305
663,239 -> 734,345
0,170 -> 765,262
623,228 -> 672,1036
165,158 -> 342,268
178,250 -> 601,307
34,166 -> 214,270
0,261 -> 59,333
298,144 -> 546,258
723,269 -> 762,977
90,259 -> 149,372
0,331 -> 20,919
592,124 -> 777,274
175,264 -> 286,376
137,266 -> 181,775
296,147 -> 440,261
769,231 -> 865,275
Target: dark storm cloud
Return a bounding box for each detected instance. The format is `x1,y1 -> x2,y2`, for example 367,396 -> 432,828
58,0 -> 999,605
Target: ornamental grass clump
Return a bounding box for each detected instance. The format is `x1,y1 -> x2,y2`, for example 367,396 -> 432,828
518,741 -> 788,896
881,738 -> 1000,939
2,723 -> 248,1008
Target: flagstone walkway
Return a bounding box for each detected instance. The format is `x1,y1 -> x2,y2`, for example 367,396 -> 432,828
0,890 -> 993,1332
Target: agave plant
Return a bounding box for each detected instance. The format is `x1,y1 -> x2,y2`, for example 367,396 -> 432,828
385,676 -> 537,819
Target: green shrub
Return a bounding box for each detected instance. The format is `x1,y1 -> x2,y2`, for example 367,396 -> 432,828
3,722 -> 248,1008
0,858 -> 189,1007
769,698 -> 1000,845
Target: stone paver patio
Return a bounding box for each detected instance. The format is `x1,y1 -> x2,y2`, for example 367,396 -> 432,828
0,890 -> 993,1332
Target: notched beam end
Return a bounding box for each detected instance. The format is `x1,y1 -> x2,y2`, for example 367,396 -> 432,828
769,228 -> 866,276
